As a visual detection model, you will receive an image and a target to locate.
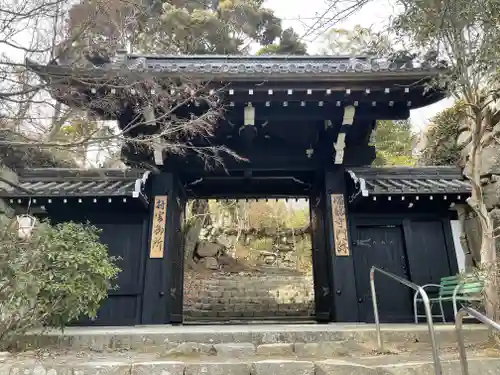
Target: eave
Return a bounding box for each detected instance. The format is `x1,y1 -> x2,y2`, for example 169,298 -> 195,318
346,166 -> 471,209
27,55 -> 446,82
0,168 -> 151,208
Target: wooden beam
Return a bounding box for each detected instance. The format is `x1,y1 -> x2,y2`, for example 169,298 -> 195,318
152,139 -> 166,165
224,105 -> 410,121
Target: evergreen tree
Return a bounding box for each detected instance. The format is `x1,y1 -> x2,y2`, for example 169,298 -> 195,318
256,28 -> 307,55
64,0 -> 306,56
417,102 -> 465,166
373,120 -> 415,166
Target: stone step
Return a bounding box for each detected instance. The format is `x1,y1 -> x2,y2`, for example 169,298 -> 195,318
2,356 -> 499,375
7,324 -> 496,375
20,324 -> 489,353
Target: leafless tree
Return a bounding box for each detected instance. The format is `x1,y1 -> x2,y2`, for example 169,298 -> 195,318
0,0 -> 239,169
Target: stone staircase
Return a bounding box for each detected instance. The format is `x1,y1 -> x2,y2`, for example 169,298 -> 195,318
2,324 -> 499,375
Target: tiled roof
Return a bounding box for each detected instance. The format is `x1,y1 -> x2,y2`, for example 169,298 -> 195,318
129,55 -> 437,75
347,166 -> 471,196
0,168 -> 150,198
27,55 -> 445,81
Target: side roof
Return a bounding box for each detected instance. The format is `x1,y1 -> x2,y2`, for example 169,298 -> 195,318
0,168 -> 150,202
347,166 -> 471,196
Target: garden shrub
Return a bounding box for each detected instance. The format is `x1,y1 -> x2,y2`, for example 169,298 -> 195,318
0,219 -> 120,350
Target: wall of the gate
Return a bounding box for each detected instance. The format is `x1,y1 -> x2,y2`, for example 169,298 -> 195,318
347,214 -> 459,323
43,206 -> 149,326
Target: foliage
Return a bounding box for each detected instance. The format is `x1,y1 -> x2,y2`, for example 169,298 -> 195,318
67,0 -> 305,56
418,101 -> 466,166
319,25 -> 392,56
0,220 -> 120,350
373,120 -> 415,166
319,28 -> 415,167
244,200 -> 309,231
256,28 -> 307,55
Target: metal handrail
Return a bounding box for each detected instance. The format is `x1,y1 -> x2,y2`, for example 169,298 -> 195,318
455,306 -> 500,375
370,266 -> 442,375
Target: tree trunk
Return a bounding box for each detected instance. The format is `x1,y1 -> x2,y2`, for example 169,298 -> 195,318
479,222 -> 498,320
468,112 -> 499,321
183,199 -> 209,269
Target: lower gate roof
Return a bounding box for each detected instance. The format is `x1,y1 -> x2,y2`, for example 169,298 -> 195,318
0,168 -> 150,204
347,166 -> 471,197
0,166 -> 471,202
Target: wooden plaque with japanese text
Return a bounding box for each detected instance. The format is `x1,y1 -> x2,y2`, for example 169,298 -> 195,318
331,194 -> 349,256
150,196 -> 168,258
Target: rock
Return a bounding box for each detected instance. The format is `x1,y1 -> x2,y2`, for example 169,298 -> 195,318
252,360 -> 314,375
216,235 -> 234,248
165,342 -> 215,356
294,342 -> 351,357
218,255 -> 235,266
132,362 -> 184,375
214,343 -> 255,358
459,141 -> 472,168
264,256 -> 275,264
185,363 -> 250,375
490,208 -> 500,227
457,130 -> 471,147
256,343 -> 294,356
315,360 -> 379,375
0,352 -> 11,360
205,257 -> 219,270
479,144 -> 500,176
481,180 -> 500,210
73,363 -> 130,375
197,242 -> 221,257
489,209 -> 500,254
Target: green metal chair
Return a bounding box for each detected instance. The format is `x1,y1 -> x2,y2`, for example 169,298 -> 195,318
413,274 -> 484,323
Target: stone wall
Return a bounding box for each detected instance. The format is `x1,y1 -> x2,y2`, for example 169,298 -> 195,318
458,116 -> 500,261
183,273 -> 315,320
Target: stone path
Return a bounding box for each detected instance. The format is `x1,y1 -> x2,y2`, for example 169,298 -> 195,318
1,354 -> 500,375
2,324 -> 499,375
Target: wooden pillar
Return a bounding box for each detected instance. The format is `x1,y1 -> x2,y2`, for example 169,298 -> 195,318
310,173 -> 333,322
324,168 -> 358,322
141,172 -> 185,324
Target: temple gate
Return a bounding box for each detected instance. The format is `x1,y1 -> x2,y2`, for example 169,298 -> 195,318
0,55 -> 471,325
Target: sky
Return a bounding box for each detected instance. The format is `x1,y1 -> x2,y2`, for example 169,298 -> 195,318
264,0 -> 454,133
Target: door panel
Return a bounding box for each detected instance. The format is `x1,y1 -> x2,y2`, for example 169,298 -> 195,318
405,220 -> 455,320
353,224 -> 413,323
406,221 -> 453,285
86,215 -> 147,325
52,211 -> 148,326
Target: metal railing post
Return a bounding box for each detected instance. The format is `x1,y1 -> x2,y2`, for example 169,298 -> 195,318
455,309 -> 470,375
369,267 -> 383,351
419,286 -> 441,374
455,306 -> 500,375
370,266 -> 442,375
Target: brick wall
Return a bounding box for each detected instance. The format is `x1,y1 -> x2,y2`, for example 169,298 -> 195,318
183,273 -> 315,320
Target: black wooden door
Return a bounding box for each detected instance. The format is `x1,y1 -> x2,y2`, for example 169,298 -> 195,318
52,209 -> 148,326
352,224 -> 413,323
405,219 -> 457,320
95,215 -> 147,325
